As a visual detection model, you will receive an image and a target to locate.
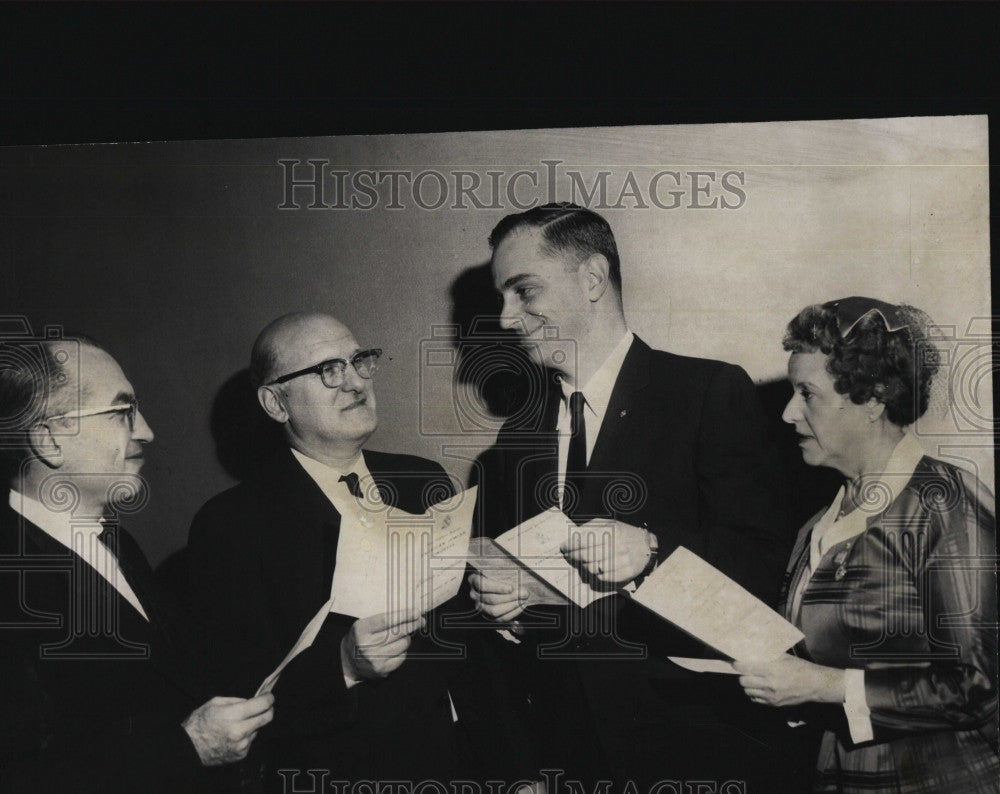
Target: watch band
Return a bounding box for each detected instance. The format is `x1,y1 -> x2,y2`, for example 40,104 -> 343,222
641,530 -> 659,576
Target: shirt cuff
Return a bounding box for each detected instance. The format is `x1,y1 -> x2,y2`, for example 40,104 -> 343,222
843,668 -> 874,744
340,637 -> 363,689
344,670 -> 362,689
496,628 -> 522,644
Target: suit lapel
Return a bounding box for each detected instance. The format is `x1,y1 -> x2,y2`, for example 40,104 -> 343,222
588,337 -> 651,476
365,450 -> 404,509
1,505 -> 202,698
576,338 -> 655,520
259,448 -> 344,639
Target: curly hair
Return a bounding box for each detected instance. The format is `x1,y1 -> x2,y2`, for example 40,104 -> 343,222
782,299 -> 939,427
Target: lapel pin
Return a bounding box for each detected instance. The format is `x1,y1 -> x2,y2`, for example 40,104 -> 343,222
620,409 -> 628,418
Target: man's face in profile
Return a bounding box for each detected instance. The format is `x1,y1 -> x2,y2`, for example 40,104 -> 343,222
492,227 -> 589,376
44,344 -> 154,514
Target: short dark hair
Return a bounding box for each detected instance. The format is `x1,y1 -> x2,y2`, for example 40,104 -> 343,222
783,301 -> 939,427
488,202 -> 622,292
0,336 -> 102,484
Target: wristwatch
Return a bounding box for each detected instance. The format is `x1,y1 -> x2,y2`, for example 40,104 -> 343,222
641,530 -> 659,577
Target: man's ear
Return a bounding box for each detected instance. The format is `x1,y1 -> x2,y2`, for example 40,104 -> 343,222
27,423 -> 63,469
257,385 -> 290,424
581,253 -> 611,302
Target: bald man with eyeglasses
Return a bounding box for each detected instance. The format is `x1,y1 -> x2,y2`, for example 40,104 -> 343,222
186,312 -> 490,789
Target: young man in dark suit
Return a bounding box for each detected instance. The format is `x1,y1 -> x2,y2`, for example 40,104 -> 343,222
0,336 -> 273,793
187,312 -> 486,789
470,204 -> 800,789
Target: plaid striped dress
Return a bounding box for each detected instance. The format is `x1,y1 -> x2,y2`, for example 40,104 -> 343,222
782,448 -> 999,794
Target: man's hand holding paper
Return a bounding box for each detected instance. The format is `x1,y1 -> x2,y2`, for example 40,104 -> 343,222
341,609 -> 426,683
560,519 -> 653,587
468,570 -> 529,622
469,510 -> 616,620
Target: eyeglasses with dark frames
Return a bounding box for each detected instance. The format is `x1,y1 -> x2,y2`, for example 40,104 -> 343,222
46,401 -> 138,432
267,348 -> 383,389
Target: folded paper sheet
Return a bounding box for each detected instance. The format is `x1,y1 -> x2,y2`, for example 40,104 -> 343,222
330,486 -> 477,618
491,508 -> 616,609
631,545 -> 803,669
256,594 -> 335,695
255,487 -> 477,695
667,656 -> 742,675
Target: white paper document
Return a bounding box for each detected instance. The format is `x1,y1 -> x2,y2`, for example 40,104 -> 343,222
492,508 -> 616,609
330,486 -> 477,619
256,488 -> 476,694
667,656 -> 740,675
632,545 -> 803,665
256,595 -> 335,695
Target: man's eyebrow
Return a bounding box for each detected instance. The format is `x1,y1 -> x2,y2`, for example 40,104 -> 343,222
500,273 -> 536,290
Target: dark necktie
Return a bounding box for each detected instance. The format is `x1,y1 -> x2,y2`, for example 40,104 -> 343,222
564,390 -> 587,520
339,472 -> 363,498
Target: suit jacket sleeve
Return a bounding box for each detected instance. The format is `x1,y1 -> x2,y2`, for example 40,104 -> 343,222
689,362 -> 792,604
0,550 -> 205,794
187,490 -> 358,741
0,711 -> 203,794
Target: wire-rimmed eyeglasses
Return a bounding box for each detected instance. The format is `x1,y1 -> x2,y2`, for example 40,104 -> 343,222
47,401 -> 138,431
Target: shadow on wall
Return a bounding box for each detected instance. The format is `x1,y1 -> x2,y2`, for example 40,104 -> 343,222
448,262 -> 543,420
208,368 -> 287,482
156,368 -> 286,599
752,378 -> 842,530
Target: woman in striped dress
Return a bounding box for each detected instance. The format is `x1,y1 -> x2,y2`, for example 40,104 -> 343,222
736,297 -> 998,793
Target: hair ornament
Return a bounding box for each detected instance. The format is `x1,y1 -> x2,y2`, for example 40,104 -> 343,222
823,296 -> 908,338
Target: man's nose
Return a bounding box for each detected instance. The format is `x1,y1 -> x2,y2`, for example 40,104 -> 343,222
498,293 -> 520,332
340,361 -> 367,392
133,409 -> 155,442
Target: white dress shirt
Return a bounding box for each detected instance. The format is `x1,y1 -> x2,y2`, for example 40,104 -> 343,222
8,489 -> 149,621
290,448 -> 389,616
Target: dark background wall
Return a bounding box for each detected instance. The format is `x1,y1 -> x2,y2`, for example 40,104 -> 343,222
1,120 -> 991,567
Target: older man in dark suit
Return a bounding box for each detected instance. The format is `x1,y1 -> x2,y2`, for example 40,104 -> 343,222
187,312 -> 489,789
0,335 -> 272,794
470,204 -> 802,790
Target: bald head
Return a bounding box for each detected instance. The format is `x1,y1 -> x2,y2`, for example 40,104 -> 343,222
250,312 -> 353,388
251,312 -> 378,464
